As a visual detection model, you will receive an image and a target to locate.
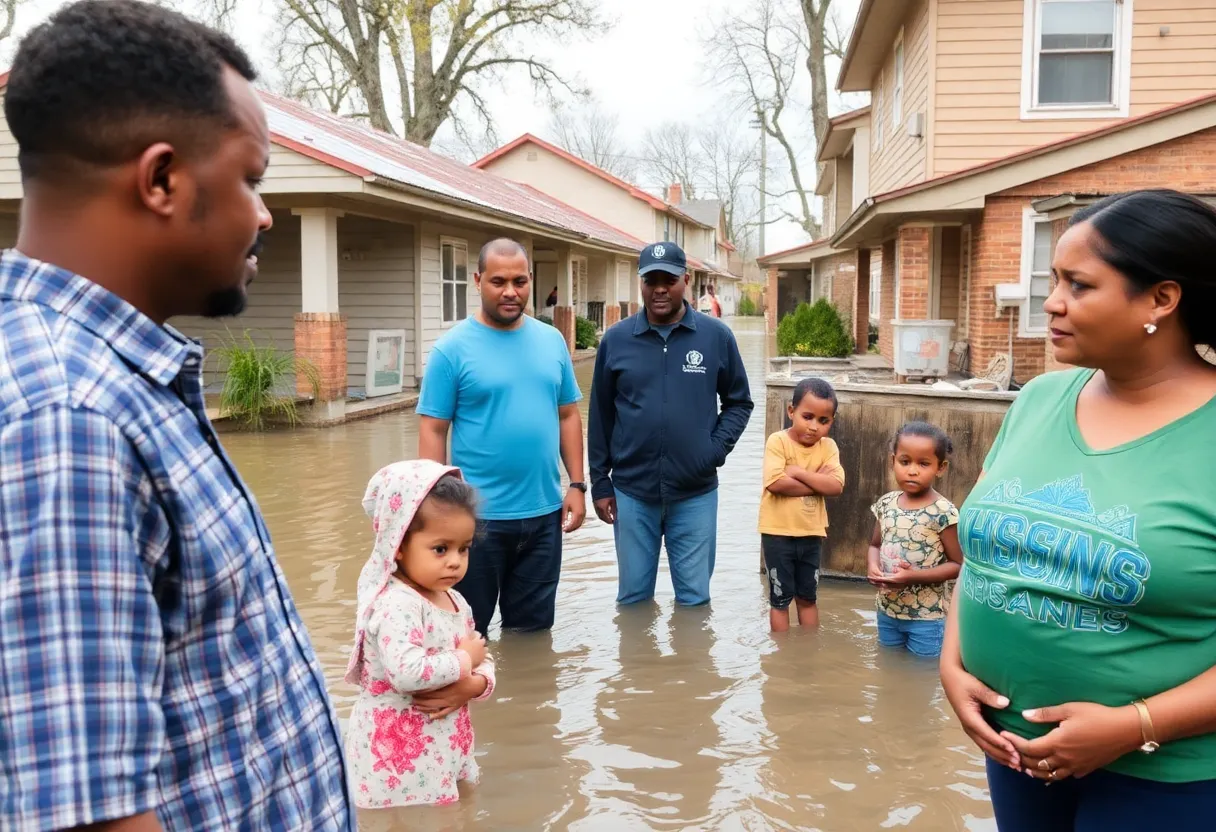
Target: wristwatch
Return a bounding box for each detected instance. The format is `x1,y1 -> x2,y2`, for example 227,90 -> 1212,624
568,482 -> 588,493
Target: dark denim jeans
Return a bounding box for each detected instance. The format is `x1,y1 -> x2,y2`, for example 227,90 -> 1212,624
986,757 -> 1216,831
455,509 -> 563,636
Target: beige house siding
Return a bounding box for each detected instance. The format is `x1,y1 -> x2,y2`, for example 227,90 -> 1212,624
870,0 -> 933,194
478,145 -> 655,240
338,215 -> 416,389
174,209 -> 303,388
0,93 -> 16,200
263,145 -> 363,193
934,0 -> 1216,175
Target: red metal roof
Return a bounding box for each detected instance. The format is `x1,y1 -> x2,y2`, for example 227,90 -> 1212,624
261,93 -> 647,253
473,133 -> 710,228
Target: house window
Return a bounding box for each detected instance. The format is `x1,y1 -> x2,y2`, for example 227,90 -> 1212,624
441,238 -> 469,324
869,251 -> 882,322
1023,0 -> 1130,118
874,72 -> 885,150
664,215 -> 671,242
892,29 -> 905,128
1020,211 -> 1053,335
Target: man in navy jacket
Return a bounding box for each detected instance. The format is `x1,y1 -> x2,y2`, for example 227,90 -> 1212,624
588,242 -> 753,605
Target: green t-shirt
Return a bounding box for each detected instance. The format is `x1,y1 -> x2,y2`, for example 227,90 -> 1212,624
957,368 -> 1216,782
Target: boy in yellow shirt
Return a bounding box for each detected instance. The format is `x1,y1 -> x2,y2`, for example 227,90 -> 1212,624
758,378 -> 846,631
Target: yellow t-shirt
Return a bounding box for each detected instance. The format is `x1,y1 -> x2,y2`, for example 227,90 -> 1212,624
757,432 -> 845,537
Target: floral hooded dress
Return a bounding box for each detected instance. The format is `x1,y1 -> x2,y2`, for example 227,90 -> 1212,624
344,460 -> 496,809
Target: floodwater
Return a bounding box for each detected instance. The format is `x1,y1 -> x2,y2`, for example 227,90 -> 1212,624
222,317 -> 996,832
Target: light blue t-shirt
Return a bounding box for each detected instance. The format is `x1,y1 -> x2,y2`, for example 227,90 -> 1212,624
417,316 -> 582,520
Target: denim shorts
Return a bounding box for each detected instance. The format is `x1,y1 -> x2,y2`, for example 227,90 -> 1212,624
876,611 -> 945,658
761,534 -> 821,609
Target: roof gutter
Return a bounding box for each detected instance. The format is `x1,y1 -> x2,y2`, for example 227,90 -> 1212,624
830,197 -> 876,248
363,174 -> 641,257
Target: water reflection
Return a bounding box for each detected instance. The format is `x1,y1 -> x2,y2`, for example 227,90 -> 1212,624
220,318 -> 996,830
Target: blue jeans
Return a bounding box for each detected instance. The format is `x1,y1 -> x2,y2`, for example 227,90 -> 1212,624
986,757 -> 1216,831
613,488 -> 717,606
455,509 -> 562,635
876,611 -> 945,658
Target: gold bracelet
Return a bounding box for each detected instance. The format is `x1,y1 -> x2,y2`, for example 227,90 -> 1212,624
1132,699 -> 1160,754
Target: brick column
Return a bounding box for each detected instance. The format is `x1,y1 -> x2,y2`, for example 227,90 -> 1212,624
552,305 -> 575,353
628,302 -> 640,316
878,240 -> 897,362
853,248 -> 871,353
604,304 -> 622,329
765,267 -> 779,335
295,313 -> 347,399
897,225 -> 932,320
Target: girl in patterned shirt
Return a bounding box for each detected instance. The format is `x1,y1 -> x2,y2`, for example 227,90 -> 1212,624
866,422 -> 964,658
345,460 -> 497,808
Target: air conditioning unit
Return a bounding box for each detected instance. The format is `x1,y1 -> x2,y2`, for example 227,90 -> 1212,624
906,112 -> 925,139
994,283 -> 1026,316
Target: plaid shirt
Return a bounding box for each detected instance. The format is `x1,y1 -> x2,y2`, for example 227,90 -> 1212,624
0,251 -> 354,831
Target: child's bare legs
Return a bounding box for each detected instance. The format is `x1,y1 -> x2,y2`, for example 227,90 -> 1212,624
770,605 -> 793,632
795,598 -> 819,629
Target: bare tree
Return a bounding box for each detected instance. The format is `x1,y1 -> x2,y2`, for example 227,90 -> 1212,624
548,98 -> 638,181
639,122 -> 703,200
208,0 -> 600,146
698,126 -> 761,256
795,0 -> 846,141
0,0 -> 23,47
707,0 -> 820,239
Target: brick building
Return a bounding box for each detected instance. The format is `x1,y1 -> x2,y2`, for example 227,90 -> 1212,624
765,0 -> 1216,385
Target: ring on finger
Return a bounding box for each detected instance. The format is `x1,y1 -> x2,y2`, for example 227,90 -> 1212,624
1038,759 -> 1051,772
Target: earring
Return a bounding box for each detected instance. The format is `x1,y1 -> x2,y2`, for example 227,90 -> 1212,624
1145,323 -> 1158,335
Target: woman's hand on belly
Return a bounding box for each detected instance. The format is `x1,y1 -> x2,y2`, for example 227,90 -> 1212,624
1001,701 -> 1143,782
941,661 -> 1020,770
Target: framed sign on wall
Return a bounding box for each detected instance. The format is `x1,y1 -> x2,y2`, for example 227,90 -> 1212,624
366,329 -> 406,398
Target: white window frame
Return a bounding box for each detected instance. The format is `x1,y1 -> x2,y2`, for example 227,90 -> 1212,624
874,71 -> 885,150
440,236 -> 469,326
869,250 -> 882,323
892,28 -> 905,129
1019,208 -> 1053,337
1020,0 -> 1132,120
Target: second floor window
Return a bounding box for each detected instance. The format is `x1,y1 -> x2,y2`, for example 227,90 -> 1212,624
1027,0 -> 1124,114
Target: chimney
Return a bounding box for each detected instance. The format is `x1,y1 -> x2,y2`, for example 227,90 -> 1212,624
667,183 -> 683,205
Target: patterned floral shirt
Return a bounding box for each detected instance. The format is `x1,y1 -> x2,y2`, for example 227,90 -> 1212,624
871,491 -> 960,620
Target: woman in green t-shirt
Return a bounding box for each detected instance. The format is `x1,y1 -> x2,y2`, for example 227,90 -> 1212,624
942,189 -> 1216,830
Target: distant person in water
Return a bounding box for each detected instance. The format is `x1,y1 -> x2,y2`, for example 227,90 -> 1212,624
418,237 -> 586,641
589,241 -> 753,606
698,284 -> 722,318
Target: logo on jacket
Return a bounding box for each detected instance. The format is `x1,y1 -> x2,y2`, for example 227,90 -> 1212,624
683,349 -> 706,374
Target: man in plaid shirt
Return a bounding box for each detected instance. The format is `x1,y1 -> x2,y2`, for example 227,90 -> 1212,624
0,2 -> 352,830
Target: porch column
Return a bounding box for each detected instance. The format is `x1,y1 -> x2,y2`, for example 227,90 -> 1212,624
896,224 -> 932,320
552,247 -> 575,353
853,248 -> 871,353
603,258 -> 621,329
292,208 -> 347,421
629,259 -> 640,316
765,267 -> 779,335
518,234 -> 536,315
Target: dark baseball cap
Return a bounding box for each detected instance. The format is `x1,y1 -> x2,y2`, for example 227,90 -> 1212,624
638,242 -> 687,278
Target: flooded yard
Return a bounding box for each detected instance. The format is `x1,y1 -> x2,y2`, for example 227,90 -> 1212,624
221,317 -> 996,831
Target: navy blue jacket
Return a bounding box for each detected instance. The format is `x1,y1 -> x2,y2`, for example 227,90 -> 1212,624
588,303 -> 753,503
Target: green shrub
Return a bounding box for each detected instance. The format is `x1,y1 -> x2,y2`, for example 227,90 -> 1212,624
212,330 -> 320,430
776,299 -> 854,358
537,313 -> 554,326
737,295 -> 758,316
575,315 -> 599,349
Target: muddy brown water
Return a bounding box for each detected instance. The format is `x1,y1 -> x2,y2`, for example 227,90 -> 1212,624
221,318 -> 996,831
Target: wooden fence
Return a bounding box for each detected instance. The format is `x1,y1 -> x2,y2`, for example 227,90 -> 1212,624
764,378 -> 1016,577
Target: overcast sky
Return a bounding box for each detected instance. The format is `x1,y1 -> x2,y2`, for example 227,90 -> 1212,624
8,0 -> 865,253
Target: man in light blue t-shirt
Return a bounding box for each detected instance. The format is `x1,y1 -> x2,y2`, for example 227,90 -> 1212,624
417,238 -> 586,637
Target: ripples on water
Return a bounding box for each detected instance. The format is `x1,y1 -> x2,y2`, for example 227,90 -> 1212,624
223,318 -> 995,831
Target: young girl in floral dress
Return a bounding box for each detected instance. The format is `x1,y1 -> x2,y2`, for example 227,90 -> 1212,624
345,459 -> 496,808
